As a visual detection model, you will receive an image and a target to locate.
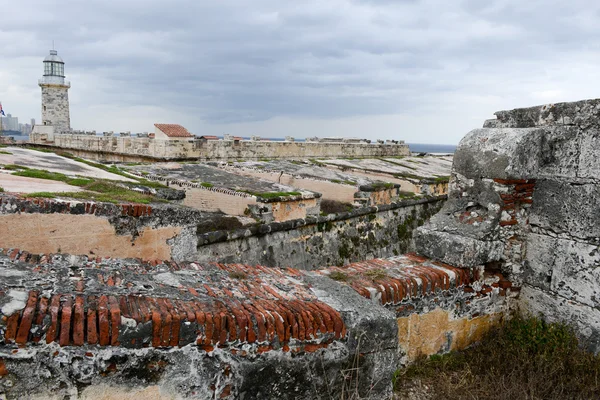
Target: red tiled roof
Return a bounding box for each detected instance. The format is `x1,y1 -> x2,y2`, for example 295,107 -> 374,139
154,123 -> 193,138
200,135 -> 219,140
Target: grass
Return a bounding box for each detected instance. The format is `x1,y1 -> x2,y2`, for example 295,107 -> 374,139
2,164 -> 29,171
45,190 -> 153,204
308,158 -> 326,167
363,268 -> 387,280
251,191 -> 301,199
201,182 -> 214,188
398,191 -> 417,200
371,182 -> 395,190
328,271 -> 351,282
394,314 -> 600,400
10,167 -> 156,203
434,175 -> 451,183
25,192 -> 56,198
75,181 -> 154,203
12,169 -> 93,187
0,150 -> 12,155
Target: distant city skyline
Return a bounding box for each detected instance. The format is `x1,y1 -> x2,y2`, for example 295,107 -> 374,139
3,1 -> 600,144
0,110 -> 35,135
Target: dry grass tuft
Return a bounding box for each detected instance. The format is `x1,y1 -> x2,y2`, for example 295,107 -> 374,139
394,314 -> 600,400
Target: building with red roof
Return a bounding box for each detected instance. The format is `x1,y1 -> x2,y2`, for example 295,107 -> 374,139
154,123 -> 194,140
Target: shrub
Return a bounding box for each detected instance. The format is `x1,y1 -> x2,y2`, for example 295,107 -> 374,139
394,314 -> 600,400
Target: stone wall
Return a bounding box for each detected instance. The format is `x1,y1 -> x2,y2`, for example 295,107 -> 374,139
414,98 -> 600,352
40,84 -> 70,134
223,168 -> 359,203
0,250 -> 510,399
29,133 -> 410,161
182,187 -> 257,216
0,194 -> 213,262
180,196 -> 446,269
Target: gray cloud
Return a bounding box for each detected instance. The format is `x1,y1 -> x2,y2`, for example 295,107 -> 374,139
2,0 -> 600,143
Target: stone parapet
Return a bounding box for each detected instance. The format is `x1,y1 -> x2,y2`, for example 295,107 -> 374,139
29,133 -> 410,161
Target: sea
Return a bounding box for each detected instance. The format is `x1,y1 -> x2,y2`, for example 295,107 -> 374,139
7,134 -> 456,154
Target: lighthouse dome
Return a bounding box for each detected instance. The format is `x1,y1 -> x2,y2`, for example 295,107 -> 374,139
43,50 -> 64,64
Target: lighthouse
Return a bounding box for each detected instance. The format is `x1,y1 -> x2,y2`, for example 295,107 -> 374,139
36,49 -> 71,137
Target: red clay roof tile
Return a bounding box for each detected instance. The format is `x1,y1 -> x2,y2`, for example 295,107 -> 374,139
154,123 -> 193,138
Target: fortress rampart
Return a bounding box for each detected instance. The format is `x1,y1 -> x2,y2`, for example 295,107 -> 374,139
2,98 -> 600,399
29,133 -> 410,161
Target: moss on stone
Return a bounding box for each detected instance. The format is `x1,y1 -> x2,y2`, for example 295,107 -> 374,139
329,271 -> 350,282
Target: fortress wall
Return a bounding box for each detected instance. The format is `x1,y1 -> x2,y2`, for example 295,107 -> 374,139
414,98 -> 600,351
181,196 -> 446,269
270,197 -> 320,222
182,187 -> 257,215
0,250 -> 510,399
0,213 -> 179,260
223,169 -> 359,203
0,195 -> 211,262
30,133 -> 410,160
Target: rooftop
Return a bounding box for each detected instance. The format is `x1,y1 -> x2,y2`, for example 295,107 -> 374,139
154,123 -> 193,138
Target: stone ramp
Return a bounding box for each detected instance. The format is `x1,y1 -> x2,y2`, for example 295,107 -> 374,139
0,249 -> 512,399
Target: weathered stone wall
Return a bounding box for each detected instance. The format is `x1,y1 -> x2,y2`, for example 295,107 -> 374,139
415,98 -> 600,351
180,196 -> 446,269
0,195 -> 213,262
0,213 -> 180,261
223,168 -> 359,203
40,84 -> 70,134
29,133 -> 410,161
270,197 -> 320,222
182,187 -> 257,216
0,250 -> 510,399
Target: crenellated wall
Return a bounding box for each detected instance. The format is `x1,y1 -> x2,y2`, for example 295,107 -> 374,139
29,133 -> 410,161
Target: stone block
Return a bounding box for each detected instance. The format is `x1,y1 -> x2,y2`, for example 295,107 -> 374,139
578,128 -> 600,179
530,179 -> 600,239
414,227 -> 503,268
453,126 -> 580,180
523,233 -> 555,291
549,238 -> 600,309
486,99 -> 600,129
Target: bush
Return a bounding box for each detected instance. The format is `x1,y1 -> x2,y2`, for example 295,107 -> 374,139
394,314 -> 600,400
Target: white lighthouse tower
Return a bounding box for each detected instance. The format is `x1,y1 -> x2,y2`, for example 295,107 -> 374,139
32,49 -> 71,140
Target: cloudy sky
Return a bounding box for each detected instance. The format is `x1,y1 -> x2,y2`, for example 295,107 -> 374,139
2,0 -> 600,144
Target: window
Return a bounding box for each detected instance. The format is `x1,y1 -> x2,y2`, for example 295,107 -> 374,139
43,106 -> 46,111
